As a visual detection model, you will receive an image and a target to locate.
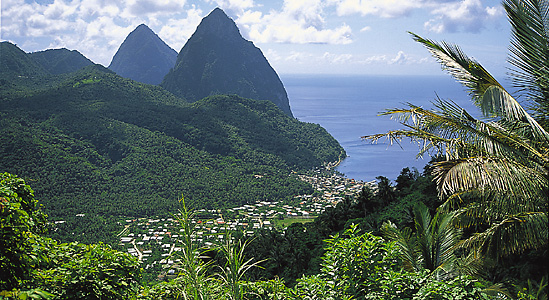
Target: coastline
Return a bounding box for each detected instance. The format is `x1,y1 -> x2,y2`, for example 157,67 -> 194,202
285,74 -> 470,181
324,150 -> 347,170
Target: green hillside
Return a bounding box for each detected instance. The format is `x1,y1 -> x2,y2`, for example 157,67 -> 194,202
0,41 -> 47,78
29,48 -> 94,75
0,64 -> 344,243
0,42 -> 80,98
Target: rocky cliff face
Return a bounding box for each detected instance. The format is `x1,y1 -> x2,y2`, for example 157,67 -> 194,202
109,24 -> 177,85
161,8 -> 293,117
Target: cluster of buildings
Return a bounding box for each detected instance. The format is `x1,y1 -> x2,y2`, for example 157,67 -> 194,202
116,172 -> 375,276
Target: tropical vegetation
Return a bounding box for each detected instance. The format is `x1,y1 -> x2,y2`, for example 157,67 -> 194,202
0,172 -> 497,299
2,0 -> 548,298
367,0 -> 548,259
364,0 -> 548,296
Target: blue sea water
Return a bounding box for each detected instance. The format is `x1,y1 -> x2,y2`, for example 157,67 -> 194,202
281,74 -> 475,182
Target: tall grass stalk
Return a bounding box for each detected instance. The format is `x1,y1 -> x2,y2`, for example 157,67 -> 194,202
173,198 -> 216,300
215,231 -> 265,299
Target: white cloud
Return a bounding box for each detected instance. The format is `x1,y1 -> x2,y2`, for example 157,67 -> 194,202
1,0 -> 507,73
424,0 -> 504,33
77,0 -> 123,20
263,48 -> 282,63
2,0 -> 82,41
48,16 -> 135,65
205,0 -> 255,15
277,50 -> 422,67
328,0 -> 423,18
322,52 -> 353,64
327,0 -> 503,33
158,6 -> 204,52
0,0 -> 192,65
486,6 -> 501,17
124,0 -> 187,17
355,51 -> 418,65
43,0 -> 79,20
358,55 -> 387,64
285,51 -> 315,63
237,0 -> 353,45
389,51 -> 410,64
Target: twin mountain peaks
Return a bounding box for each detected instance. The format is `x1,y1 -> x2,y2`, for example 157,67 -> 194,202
109,8 -> 292,116
2,8 -> 292,116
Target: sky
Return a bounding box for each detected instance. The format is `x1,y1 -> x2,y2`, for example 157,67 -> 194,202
1,0 -> 511,76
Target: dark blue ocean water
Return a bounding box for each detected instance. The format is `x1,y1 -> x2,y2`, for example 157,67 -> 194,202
281,74 -> 475,182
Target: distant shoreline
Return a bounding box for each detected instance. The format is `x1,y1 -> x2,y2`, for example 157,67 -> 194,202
325,151 -> 347,170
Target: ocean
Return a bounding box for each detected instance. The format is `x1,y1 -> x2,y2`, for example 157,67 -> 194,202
281,74 -> 475,182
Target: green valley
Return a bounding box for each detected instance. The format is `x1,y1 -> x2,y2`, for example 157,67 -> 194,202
0,57 -> 344,244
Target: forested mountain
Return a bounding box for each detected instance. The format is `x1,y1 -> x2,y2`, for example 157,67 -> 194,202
161,8 -> 293,117
0,42 -> 90,97
109,24 -> 177,85
0,47 -> 344,243
0,41 -> 48,78
29,48 -> 94,75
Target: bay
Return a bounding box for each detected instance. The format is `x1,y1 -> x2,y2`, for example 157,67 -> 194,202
281,74 -> 474,182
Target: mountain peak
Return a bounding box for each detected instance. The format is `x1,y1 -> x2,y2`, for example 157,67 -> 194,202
132,24 -> 155,36
161,8 -> 293,116
108,24 -> 177,85
191,8 -> 241,40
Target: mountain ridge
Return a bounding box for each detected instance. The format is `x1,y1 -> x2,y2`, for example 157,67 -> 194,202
29,48 -> 94,75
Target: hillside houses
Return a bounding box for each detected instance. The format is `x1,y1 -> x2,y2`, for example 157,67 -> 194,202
115,172 -> 373,278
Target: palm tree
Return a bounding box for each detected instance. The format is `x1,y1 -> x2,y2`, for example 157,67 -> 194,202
381,203 -> 478,280
365,0 -> 548,259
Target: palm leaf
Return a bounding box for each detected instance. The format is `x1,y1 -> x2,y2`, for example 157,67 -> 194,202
413,203 -> 462,277
368,1 -> 549,258
456,211 -> 548,257
409,32 -> 499,107
411,32 -> 549,144
433,156 -> 548,200
505,0 -> 549,108
364,99 -> 547,167
381,221 -> 422,272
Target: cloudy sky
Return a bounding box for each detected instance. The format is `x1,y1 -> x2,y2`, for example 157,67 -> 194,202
2,0 -> 510,76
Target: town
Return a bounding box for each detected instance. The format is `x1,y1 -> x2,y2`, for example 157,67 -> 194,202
115,171 -> 376,279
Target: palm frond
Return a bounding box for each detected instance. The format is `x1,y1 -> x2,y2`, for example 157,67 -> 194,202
482,85 -> 549,143
381,221 -> 422,272
363,99 -> 548,167
505,0 -> 549,111
413,204 -> 461,276
457,211 -> 548,257
433,156 -> 548,200
452,249 -> 484,278
412,31 -> 549,144
368,5 -> 549,259
444,193 -> 545,230
410,32 -> 499,105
